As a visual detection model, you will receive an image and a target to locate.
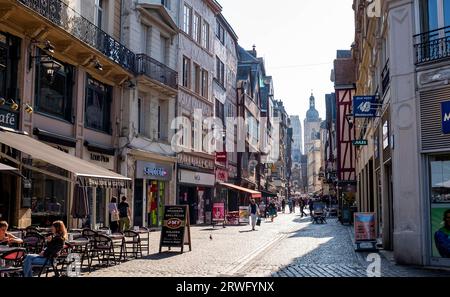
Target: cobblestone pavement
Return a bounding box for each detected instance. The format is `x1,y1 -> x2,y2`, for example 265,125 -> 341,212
85,209 -> 450,277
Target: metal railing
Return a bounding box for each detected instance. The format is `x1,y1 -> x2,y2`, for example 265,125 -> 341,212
414,26 -> 450,65
136,54 -> 177,89
381,59 -> 390,94
18,0 -> 135,73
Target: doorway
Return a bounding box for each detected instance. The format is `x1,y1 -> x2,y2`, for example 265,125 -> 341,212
179,185 -> 198,225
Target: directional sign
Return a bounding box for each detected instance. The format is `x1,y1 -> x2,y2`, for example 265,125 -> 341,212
352,139 -> 368,146
353,96 -> 377,118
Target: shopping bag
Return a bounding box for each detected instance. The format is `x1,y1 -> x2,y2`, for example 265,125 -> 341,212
256,217 -> 261,226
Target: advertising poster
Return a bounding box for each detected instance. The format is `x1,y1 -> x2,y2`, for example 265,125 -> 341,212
354,213 -> 377,242
212,203 -> 225,222
431,206 -> 450,259
239,206 -> 249,224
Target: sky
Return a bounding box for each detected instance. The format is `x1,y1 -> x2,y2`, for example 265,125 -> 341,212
220,0 -> 355,124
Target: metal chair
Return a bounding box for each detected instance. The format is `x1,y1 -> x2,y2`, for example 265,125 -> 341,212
123,230 -> 143,259
0,248 -> 26,277
139,227 -> 150,255
90,234 -> 116,267
23,232 -> 45,254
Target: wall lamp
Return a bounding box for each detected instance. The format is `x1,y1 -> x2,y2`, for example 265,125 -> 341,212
91,58 -> 103,71
0,97 -> 33,114
345,113 -> 354,129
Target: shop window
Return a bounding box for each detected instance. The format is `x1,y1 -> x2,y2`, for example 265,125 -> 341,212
35,50 -> 74,122
30,162 -> 68,227
85,76 -> 112,134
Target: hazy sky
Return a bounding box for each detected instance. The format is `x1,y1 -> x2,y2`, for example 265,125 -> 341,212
220,0 -> 355,123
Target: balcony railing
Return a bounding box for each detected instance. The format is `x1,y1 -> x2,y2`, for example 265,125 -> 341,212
136,54 -> 177,89
18,0 -> 135,73
381,59 -> 390,94
414,26 -> 450,65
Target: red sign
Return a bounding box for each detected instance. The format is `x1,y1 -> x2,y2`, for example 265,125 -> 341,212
354,213 -> 377,241
215,168 -> 228,183
216,151 -> 227,162
212,203 -> 225,222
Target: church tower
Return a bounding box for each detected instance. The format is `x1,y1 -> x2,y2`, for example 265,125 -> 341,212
304,93 -> 322,153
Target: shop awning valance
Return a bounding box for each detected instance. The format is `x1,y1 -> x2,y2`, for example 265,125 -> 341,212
218,182 -> 262,198
260,190 -> 278,197
0,129 -> 131,188
0,162 -> 18,171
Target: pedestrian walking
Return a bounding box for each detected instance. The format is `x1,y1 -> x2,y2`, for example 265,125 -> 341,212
281,199 -> 286,213
248,199 -> 260,231
269,201 -> 277,222
118,196 -> 131,232
300,198 -> 308,217
109,197 -> 120,233
288,198 -> 293,213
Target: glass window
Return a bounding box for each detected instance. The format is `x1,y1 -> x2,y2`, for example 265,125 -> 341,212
216,57 -> 225,86
430,156 -> 450,203
182,56 -> 191,88
161,0 -> 170,9
183,4 -> 192,35
85,76 -> 112,134
193,13 -> 201,44
35,51 -> 73,121
201,69 -> 208,98
202,21 -> 210,50
194,64 -> 201,94
216,20 -> 225,44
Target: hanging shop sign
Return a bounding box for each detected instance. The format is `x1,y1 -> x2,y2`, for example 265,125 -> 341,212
179,169 -> 215,186
159,205 -> 191,253
441,101 -> 450,134
353,96 -> 377,118
216,151 -> 227,163
136,161 -> 172,181
215,168 -> 228,183
352,139 -> 368,146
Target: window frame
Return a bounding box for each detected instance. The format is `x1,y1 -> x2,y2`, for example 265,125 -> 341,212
183,4 -> 193,36
193,13 -> 202,44
201,69 -> 208,99
202,21 -> 210,50
84,75 -> 113,134
182,56 -> 191,89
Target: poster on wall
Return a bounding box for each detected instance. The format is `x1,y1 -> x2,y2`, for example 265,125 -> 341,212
431,206 -> 450,259
239,206 -> 249,224
212,203 -> 225,222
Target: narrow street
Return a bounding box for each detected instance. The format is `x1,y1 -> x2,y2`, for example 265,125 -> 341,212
86,210 -> 449,277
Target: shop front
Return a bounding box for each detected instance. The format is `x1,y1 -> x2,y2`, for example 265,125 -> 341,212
178,169 -> 215,225
0,129 -> 131,228
134,160 -> 173,228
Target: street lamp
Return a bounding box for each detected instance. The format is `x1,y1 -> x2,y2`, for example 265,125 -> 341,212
345,113 -> 354,129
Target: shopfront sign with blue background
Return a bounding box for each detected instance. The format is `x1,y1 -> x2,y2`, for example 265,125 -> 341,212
0,107 -> 18,130
441,101 -> 450,134
136,161 -> 172,181
353,96 -> 377,118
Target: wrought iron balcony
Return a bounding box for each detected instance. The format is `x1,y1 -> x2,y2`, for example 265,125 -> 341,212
414,26 -> 450,65
18,0 -> 135,73
135,54 -> 177,89
381,59 -> 390,94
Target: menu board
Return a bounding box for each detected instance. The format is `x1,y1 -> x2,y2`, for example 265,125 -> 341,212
159,205 -> 191,253
212,203 -> 225,222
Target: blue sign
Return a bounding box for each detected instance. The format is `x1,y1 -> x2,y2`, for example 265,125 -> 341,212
353,96 -> 377,118
442,101 -> 450,134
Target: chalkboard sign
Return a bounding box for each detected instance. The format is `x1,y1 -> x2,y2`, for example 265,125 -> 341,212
159,205 -> 192,253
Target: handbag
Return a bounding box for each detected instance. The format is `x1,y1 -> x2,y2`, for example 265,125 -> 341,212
111,210 -> 120,222
256,217 -> 261,226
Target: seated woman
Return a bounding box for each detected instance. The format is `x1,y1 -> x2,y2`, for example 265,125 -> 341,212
23,220 -> 67,277
0,221 -> 23,246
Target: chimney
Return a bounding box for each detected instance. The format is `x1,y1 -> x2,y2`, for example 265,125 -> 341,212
251,44 -> 257,57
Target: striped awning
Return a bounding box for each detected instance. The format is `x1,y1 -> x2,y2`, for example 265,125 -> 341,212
0,129 -> 131,188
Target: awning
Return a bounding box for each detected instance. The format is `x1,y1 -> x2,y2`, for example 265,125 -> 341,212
218,182 -> 262,198
0,129 -> 131,188
260,190 -> 278,197
0,162 -> 18,171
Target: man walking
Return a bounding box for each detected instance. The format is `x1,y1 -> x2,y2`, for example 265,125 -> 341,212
300,198 -> 308,217
118,196 -> 131,232
248,199 -> 260,231
281,199 -> 286,213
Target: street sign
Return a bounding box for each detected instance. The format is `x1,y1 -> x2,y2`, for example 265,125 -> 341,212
352,139 -> 368,146
353,96 -> 377,118
159,205 -> 192,253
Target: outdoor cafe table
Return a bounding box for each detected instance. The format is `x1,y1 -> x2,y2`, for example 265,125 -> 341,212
0,246 -> 19,256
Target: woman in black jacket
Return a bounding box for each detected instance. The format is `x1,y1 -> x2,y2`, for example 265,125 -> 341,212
23,220 -> 67,277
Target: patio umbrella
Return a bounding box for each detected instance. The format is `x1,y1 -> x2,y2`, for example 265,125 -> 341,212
71,185 -> 90,219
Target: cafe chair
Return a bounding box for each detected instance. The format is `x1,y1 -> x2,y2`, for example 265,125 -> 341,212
123,230 -> 143,259
0,248 -> 26,277
23,232 -> 45,254
91,234 -> 116,267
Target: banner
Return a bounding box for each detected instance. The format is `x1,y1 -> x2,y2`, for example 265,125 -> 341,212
354,212 -> 377,241
431,206 -> 450,259
212,203 -> 225,222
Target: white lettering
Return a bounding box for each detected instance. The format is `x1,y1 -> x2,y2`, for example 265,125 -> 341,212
444,112 -> 450,122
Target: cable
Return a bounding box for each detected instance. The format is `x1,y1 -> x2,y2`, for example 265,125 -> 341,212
270,62 -> 331,70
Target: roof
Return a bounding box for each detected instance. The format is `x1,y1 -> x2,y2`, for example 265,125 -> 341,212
217,13 -> 238,41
